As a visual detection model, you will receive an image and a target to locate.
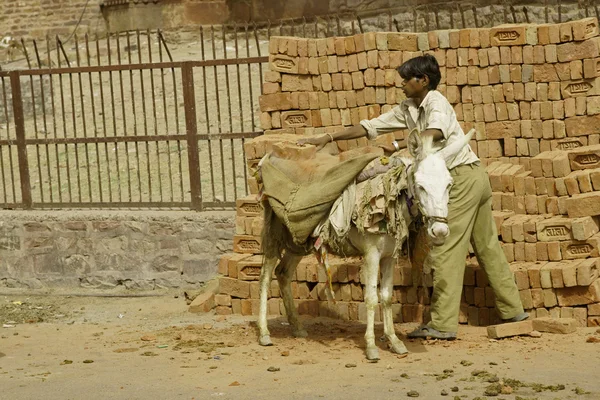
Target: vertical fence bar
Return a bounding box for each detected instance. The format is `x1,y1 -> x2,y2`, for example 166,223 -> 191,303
97,35 -> 113,203
0,77 -> 11,203
23,40 -> 45,204
126,32 -> 142,201
75,35 -> 93,202
9,71 -> 32,209
211,26 -> 226,200
33,40 -> 53,203
223,24 -> 234,202
158,30 -> 175,202
148,30 -> 163,202
137,30 -> 152,202
201,26 -> 216,200
57,37 -> 73,203
181,63 -> 202,211
65,40 -> 83,202
48,36 -> 62,203
107,34 -> 122,201
558,0 -> 563,22
1,76 -> 17,203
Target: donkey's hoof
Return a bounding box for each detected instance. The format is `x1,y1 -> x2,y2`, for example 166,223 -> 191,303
292,329 -> 308,338
366,347 -> 380,361
388,340 -> 409,356
259,335 -> 273,346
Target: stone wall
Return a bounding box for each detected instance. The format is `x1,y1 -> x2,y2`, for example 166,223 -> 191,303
0,211 -> 235,290
211,18 -> 600,328
0,0 -> 105,39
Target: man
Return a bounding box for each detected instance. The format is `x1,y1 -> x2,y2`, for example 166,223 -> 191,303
299,54 -> 527,339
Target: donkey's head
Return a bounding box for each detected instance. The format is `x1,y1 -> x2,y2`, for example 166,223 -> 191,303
407,128 -> 475,246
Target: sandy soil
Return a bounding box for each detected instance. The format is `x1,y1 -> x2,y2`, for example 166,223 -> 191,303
1,292 -> 599,400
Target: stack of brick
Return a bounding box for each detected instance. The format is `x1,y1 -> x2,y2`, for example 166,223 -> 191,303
213,18 -> 600,327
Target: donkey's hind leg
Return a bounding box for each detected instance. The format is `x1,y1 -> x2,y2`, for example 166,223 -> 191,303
258,255 -> 279,346
380,257 -> 408,356
363,250 -> 381,360
276,252 -> 306,338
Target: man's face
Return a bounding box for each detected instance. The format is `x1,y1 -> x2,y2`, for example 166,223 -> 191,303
401,76 -> 427,98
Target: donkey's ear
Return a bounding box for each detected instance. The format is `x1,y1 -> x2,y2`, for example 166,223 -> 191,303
407,129 -> 422,159
439,128 -> 475,164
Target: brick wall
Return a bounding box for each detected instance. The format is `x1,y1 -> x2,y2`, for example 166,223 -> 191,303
0,0 -> 105,39
212,18 -> 600,328
0,211 -> 234,290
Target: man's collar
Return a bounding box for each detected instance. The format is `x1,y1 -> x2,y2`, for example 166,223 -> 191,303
403,90 -> 436,111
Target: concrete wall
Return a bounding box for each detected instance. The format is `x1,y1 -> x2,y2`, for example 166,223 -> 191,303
0,0 -> 105,39
0,211 -> 235,290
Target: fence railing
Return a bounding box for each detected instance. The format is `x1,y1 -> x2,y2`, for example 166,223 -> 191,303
0,56 -> 267,210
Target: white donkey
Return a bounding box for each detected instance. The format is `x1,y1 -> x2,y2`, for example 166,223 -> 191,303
257,128 -> 475,360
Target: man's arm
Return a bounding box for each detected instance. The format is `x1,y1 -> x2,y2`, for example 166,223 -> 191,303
297,106 -> 407,150
297,125 -> 368,150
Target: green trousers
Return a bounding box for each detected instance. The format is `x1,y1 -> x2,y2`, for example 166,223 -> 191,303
428,163 -> 524,333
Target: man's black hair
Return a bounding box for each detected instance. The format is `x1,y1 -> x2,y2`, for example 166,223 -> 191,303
397,54 -> 441,90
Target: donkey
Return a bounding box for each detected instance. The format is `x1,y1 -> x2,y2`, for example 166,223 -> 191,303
257,128 -> 475,360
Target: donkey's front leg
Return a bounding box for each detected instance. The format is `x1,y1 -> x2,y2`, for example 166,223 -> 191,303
258,255 -> 279,346
363,250 -> 381,360
380,257 -> 408,356
276,253 -> 306,338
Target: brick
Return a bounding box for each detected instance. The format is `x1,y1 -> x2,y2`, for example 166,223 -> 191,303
189,291 -> 215,313
541,262 -> 555,288
215,294 -> 232,307
387,33 -> 418,51
577,258 -> 600,286
565,114 -> 600,137
557,39 -> 599,62
236,255 -> 263,281
219,277 -> 250,298
233,235 -> 262,254
589,302 -> 600,316
537,217 -> 573,242
486,121 -> 520,140
559,22 -> 574,42
566,192 -> 600,217
544,288 -> 558,307
532,317 -> 578,334
528,262 -> 546,288
562,260 -> 579,287
556,280 -> 600,306
572,17 -> 599,41
549,262 -> 566,288
588,316 -> 600,326
572,216 -> 600,240
490,25 -> 527,46
487,319 -> 533,338
561,234 -> 600,259
568,144 -> 600,171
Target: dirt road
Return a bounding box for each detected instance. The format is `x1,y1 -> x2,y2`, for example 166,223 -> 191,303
1,293 -> 599,400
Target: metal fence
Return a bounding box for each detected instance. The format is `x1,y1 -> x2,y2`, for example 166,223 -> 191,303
0,30 -> 267,210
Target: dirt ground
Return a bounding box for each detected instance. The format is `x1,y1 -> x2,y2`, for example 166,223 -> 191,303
1,292 -> 599,400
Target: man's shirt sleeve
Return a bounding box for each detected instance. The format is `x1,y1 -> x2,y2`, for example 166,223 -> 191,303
424,100 -> 453,139
359,106 -> 407,140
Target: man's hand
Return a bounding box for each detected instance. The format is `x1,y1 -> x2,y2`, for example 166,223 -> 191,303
297,135 -> 331,151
